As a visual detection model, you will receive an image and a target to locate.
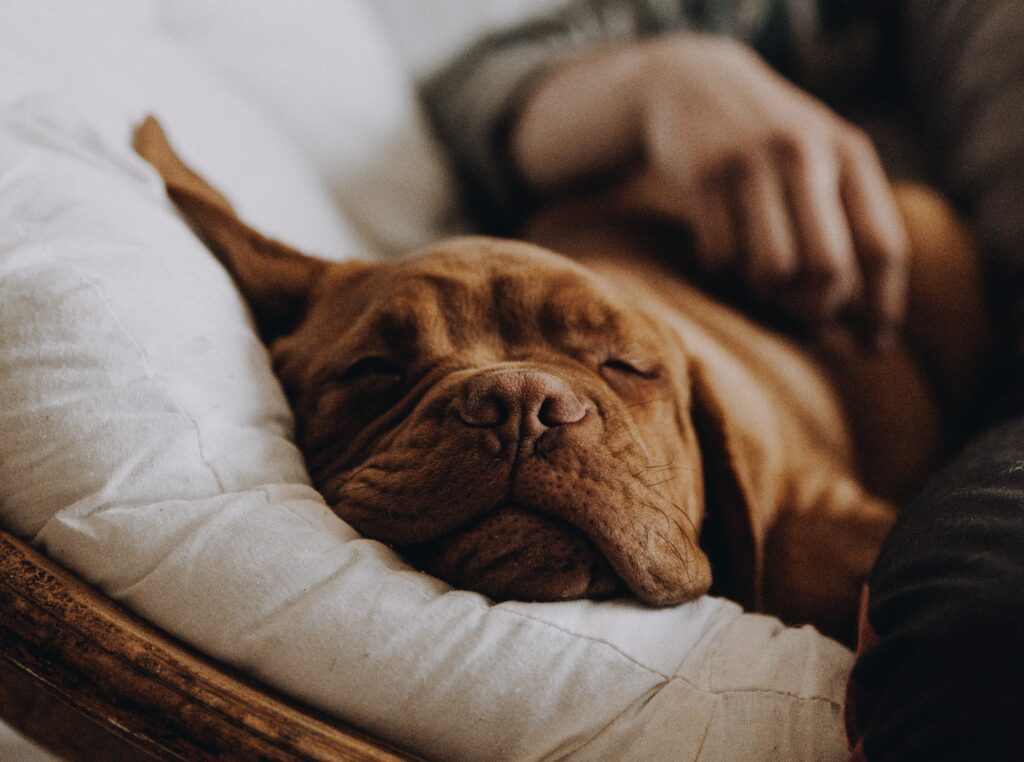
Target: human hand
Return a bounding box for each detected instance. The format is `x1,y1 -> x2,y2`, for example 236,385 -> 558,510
513,35 -> 910,345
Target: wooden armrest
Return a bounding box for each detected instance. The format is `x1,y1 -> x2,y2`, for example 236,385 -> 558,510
0,530 -> 419,761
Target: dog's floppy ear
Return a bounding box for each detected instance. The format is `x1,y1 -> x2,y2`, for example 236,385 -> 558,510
133,116 -> 325,340
688,361 -> 766,611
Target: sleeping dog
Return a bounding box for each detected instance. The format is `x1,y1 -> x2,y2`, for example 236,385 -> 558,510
135,117 -> 986,641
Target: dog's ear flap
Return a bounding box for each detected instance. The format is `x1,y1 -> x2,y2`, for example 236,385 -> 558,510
133,116 -> 326,341
688,361 -> 765,611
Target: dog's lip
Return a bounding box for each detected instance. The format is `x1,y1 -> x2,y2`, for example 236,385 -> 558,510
491,500 -> 701,606
507,467 -> 710,606
397,489 -> 708,607
402,501 -> 626,601
399,499 -> 552,543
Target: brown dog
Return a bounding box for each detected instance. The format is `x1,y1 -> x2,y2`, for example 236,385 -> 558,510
134,118 -> 986,641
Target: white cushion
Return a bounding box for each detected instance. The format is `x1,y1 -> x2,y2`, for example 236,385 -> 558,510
154,0 -> 466,256
373,0 -> 565,79
0,722 -> 56,762
0,2 -> 854,760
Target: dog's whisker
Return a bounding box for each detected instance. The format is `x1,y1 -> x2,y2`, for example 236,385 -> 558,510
652,525 -> 691,584
642,464 -> 695,477
643,472 -> 684,489
644,463 -> 684,472
644,451 -> 678,470
640,500 -> 675,538
666,501 -> 702,548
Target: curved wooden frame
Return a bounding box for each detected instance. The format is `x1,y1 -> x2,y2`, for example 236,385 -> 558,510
0,531 -> 418,761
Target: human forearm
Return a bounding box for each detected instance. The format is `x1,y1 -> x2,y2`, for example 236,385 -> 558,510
511,44 -> 647,192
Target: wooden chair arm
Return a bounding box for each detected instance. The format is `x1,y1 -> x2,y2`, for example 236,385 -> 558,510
0,530 -> 419,761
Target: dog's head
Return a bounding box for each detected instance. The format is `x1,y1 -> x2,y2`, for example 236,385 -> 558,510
135,118 -> 759,607
273,238 -> 717,604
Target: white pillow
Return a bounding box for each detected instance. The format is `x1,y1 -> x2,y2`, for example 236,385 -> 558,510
153,0 -> 466,256
0,2 -> 854,760
372,0 -> 565,79
0,0 -> 359,261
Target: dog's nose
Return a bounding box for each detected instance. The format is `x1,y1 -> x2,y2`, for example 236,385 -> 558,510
457,369 -> 587,443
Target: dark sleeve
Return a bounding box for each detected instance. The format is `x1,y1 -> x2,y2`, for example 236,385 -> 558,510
420,0 -> 881,233
846,416 -> 1024,760
419,0 -> 686,233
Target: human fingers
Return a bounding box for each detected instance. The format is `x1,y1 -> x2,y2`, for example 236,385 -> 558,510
775,135 -> 860,323
691,188 -> 737,272
839,130 -> 910,347
731,154 -> 799,302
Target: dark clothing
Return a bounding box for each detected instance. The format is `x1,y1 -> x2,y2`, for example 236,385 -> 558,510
849,416 -> 1024,760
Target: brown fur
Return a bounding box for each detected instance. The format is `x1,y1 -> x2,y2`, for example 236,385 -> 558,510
134,117 -> 987,642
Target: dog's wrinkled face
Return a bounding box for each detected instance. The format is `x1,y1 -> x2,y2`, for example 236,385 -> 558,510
272,237 -> 712,605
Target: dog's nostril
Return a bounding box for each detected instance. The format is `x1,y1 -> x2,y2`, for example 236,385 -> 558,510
538,395 -> 587,427
458,392 -> 508,427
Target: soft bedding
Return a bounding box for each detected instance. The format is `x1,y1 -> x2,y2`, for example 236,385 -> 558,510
0,1 -> 853,759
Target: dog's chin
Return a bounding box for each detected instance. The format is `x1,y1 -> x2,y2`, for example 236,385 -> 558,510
403,504 -> 625,602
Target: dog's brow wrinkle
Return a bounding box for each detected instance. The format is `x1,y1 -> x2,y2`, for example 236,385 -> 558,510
370,284 -> 461,357
406,273 -> 477,351
363,461 -> 404,475
491,274 -> 531,345
413,271 -> 467,290
373,308 -> 419,347
538,299 -> 566,339
539,292 -> 625,352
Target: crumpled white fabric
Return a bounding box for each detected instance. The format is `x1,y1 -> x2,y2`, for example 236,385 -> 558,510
0,2 -> 853,760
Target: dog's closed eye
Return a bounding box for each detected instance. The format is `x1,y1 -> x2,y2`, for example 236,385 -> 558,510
600,358 -> 661,381
336,356 -> 404,384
